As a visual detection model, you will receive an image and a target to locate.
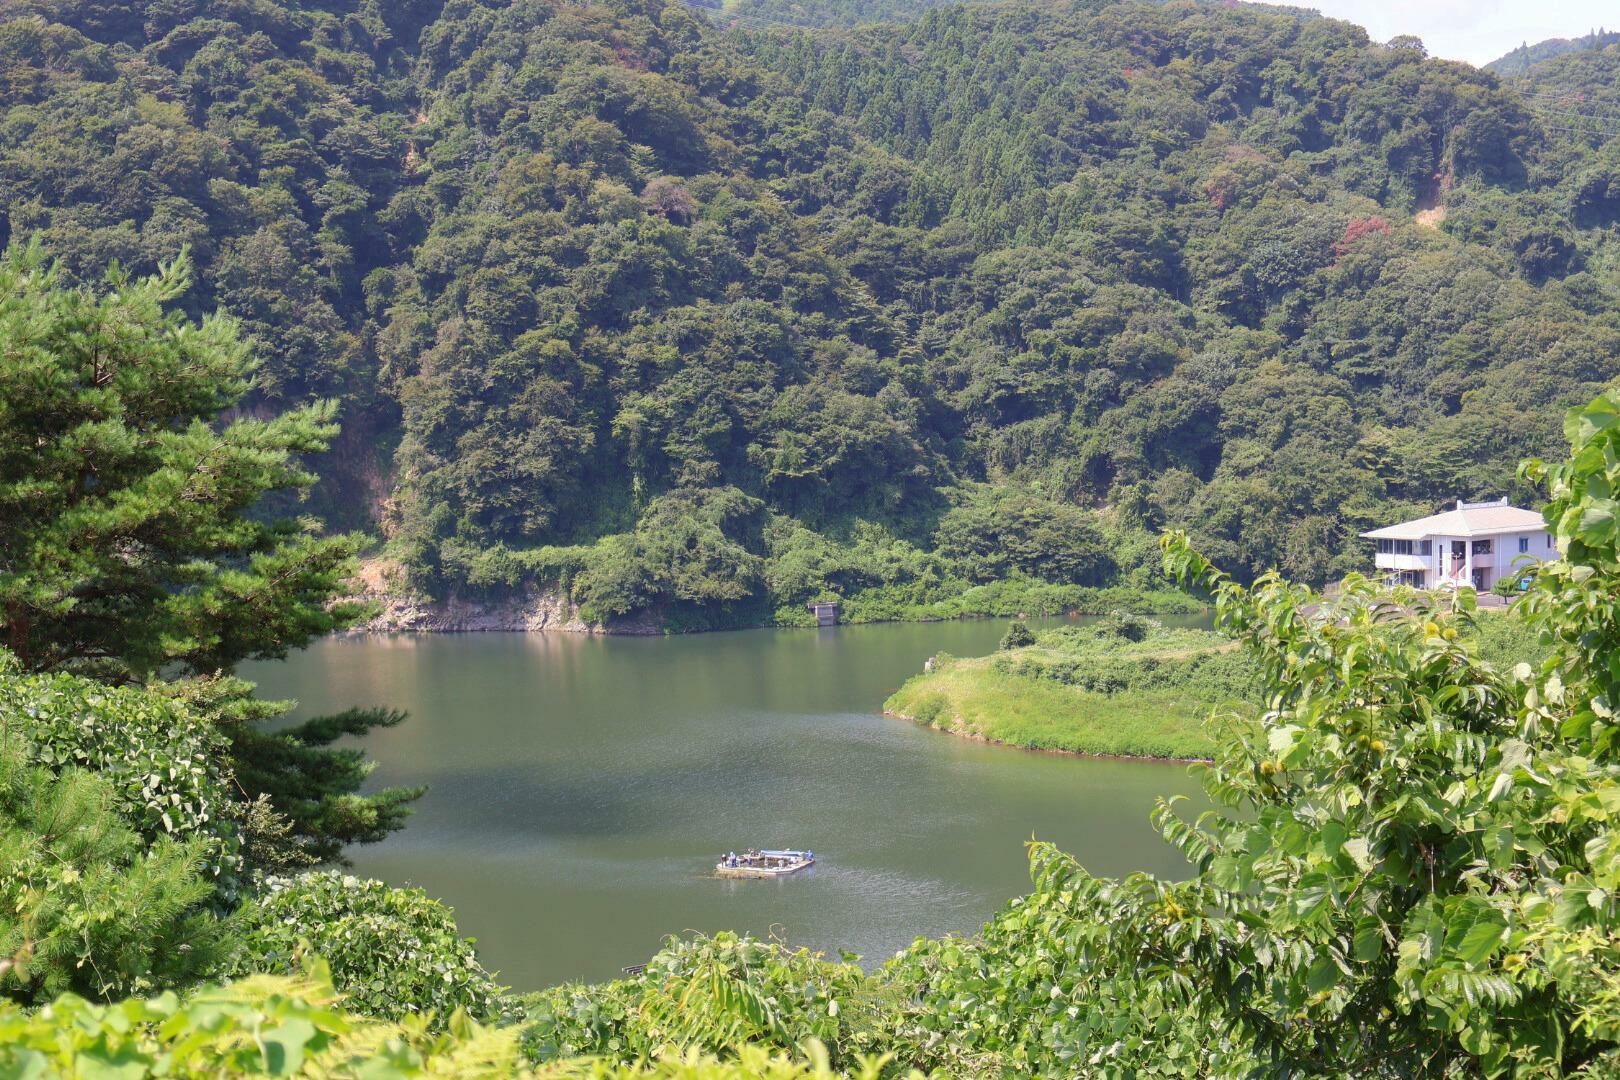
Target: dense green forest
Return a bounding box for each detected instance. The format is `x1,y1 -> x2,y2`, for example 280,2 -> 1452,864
716,0 -> 964,31
1486,29 -> 1619,76
0,0 -> 1617,628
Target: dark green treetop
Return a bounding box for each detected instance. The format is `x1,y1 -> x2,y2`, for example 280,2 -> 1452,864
0,244 -> 368,680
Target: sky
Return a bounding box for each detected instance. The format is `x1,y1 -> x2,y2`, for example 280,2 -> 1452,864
1300,0 -> 1615,67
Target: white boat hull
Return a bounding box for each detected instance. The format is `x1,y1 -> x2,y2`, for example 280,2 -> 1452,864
715,852 -> 814,878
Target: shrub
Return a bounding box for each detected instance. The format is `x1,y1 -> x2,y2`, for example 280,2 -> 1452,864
998,620 -> 1036,650
1021,649 -> 1254,699
520,932 -> 893,1067
1097,610 -> 1155,642
0,964 -> 893,1079
0,656 -> 240,882
0,963 -> 524,1077
0,738 -> 227,1005
910,693 -> 947,726
224,872 -> 506,1026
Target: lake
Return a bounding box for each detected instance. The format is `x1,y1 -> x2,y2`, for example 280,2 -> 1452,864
246,618 -> 1208,990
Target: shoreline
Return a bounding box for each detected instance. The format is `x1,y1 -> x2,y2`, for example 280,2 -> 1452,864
347,588 -> 1209,638
882,637 -> 1232,761
344,558 -> 1209,637
883,706 -> 1216,765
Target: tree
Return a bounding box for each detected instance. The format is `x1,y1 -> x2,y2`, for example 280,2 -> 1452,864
0,0 -> 1614,629
0,247 -> 418,862
154,673 -> 423,867
932,488 -> 1115,586
0,244 -> 368,681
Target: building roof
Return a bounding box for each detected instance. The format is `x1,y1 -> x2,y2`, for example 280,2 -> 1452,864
1361,500 -> 1546,541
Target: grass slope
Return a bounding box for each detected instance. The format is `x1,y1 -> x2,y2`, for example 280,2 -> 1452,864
884,604 -> 1552,762
884,617 -> 1247,759
886,658 -> 1223,759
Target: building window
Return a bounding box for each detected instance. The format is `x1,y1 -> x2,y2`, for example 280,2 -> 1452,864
1393,570 -> 1424,587
1518,536 -> 1530,554
1472,539 -> 1493,556
1377,538 -> 1391,554
1418,539 -> 1432,556
1548,534 -> 1554,550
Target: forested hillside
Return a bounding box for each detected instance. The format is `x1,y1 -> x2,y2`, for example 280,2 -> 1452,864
1486,29 -> 1619,76
715,0 -> 962,30
2,0 -> 1618,627
736,2 -> 1620,581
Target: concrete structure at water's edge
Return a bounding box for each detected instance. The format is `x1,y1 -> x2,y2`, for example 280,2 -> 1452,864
1362,498 -> 1552,592
807,601 -> 840,627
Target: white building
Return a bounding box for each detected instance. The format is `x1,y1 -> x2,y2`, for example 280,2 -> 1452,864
1361,498 -> 1553,592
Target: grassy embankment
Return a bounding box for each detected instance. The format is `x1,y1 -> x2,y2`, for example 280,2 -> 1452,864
885,615 -> 1252,760
884,605 -> 1551,761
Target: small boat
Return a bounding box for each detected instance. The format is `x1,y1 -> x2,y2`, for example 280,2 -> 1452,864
715,848 -> 815,878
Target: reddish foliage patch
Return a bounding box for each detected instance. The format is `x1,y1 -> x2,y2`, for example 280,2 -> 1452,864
1334,216 -> 1391,259
612,43 -> 648,70
1205,171 -> 1242,210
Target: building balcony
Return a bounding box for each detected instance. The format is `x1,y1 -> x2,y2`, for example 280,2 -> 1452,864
1374,553 -> 1430,571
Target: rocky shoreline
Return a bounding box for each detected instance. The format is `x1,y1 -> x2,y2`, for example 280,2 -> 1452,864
346,580 -> 659,636
342,556 -> 660,635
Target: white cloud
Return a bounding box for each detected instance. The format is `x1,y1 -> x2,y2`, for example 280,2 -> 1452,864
1299,0 -> 1616,66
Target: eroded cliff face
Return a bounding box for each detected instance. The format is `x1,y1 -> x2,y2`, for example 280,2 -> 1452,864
345,559 -> 661,635
352,589 -> 669,634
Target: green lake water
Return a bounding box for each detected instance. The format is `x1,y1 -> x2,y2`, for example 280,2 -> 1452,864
246,618 -> 1208,990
